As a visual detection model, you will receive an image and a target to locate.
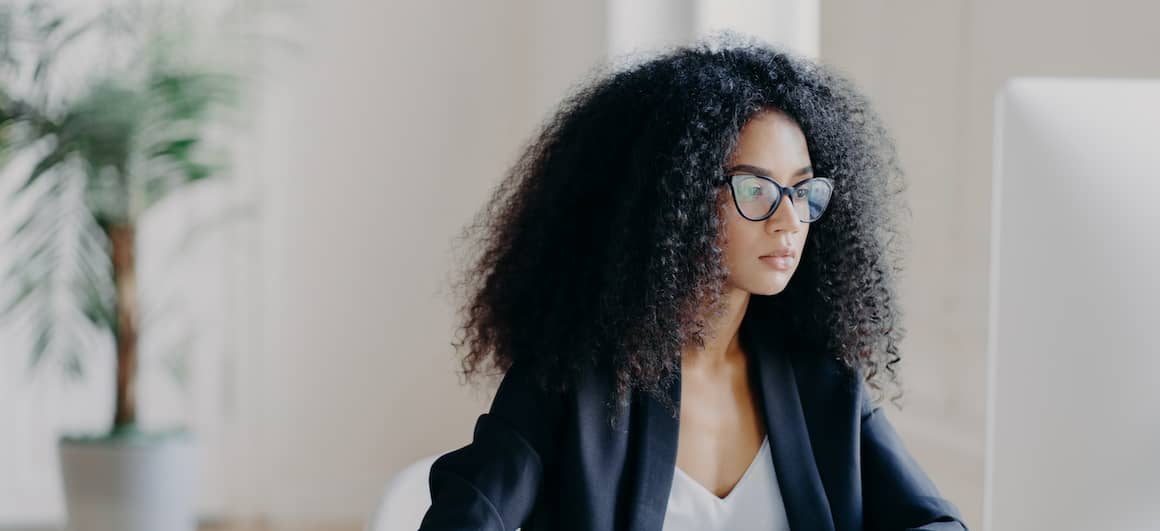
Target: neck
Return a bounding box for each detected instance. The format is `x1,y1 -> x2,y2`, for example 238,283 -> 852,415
682,286 -> 750,369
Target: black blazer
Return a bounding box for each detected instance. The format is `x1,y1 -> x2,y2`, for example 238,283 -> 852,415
418,314 -> 968,530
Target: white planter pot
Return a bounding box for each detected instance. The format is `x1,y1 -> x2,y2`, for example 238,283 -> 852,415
58,431 -> 197,531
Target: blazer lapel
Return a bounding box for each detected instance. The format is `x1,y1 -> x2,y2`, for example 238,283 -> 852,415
622,318 -> 837,531
741,317 -> 836,531
624,372 -> 681,531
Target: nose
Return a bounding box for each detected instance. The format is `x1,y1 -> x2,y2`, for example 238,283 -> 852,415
765,193 -> 803,234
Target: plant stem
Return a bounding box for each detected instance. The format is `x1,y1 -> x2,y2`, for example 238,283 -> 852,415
109,223 -> 139,430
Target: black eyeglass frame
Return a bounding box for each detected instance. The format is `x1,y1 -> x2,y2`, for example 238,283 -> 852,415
719,173 -> 835,223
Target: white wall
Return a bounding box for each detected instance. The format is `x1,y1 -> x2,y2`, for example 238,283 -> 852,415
820,0 -> 1160,526
609,0 -> 818,58
241,0 -> 607,524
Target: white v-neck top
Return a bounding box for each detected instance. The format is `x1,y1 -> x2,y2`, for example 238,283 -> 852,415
661,436 -> 791,531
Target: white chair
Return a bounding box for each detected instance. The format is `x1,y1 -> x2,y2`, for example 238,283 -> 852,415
367,454 -> 439,531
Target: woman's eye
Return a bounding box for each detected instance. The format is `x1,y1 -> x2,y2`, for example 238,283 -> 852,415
740,185 -> 763,199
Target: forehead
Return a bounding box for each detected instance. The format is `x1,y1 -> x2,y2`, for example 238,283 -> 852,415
727,110 -> 811,174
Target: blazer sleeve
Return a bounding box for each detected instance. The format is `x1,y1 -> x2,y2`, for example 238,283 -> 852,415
418,363 -> 562,531
859,385 -> 970,531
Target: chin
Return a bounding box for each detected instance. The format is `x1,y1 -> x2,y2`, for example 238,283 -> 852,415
728,269 -> 795,297
744,276 -> 790,296
756,284 -> 788,296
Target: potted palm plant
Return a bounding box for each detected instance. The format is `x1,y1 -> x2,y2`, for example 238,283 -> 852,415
0,2 -> 251,529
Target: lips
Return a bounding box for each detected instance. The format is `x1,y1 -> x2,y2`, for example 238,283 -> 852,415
760,249 -> 796,259
759,253 -> 795,270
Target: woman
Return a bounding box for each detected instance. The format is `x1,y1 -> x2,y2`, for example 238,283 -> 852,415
419,35 -> 968,531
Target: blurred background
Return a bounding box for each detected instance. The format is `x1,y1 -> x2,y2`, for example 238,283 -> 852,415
1,0 -> 1157,530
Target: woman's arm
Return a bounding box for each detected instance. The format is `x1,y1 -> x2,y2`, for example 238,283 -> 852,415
418,364 -> 562,530
860,387 -> 970,531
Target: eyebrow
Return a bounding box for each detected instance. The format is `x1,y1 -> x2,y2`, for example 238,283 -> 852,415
725,164 -> 814,178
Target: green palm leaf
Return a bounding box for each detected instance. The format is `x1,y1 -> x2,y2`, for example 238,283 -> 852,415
0,1 -> 241,380
1,158 -> 114,375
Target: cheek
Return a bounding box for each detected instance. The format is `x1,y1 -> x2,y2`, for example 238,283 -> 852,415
721,217 -> 759,266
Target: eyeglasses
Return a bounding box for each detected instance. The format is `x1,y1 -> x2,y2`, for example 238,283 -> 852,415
720,173 -> 835,223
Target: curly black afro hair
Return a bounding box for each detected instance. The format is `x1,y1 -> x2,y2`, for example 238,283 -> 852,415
451,33 -> 908,411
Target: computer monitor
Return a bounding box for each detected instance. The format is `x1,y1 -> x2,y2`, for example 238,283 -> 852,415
984,78 -> 1160,531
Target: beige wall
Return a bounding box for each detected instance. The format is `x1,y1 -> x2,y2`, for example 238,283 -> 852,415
242,0 -> 607,525
821,0 -> 1160,527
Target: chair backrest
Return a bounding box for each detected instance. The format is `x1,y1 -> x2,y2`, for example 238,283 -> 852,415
367,454 -> 439,531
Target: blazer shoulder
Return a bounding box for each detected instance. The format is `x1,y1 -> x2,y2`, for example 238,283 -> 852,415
485,363 -> 572,456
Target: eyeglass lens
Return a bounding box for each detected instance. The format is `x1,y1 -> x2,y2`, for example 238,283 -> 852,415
732,175 -> 833,222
